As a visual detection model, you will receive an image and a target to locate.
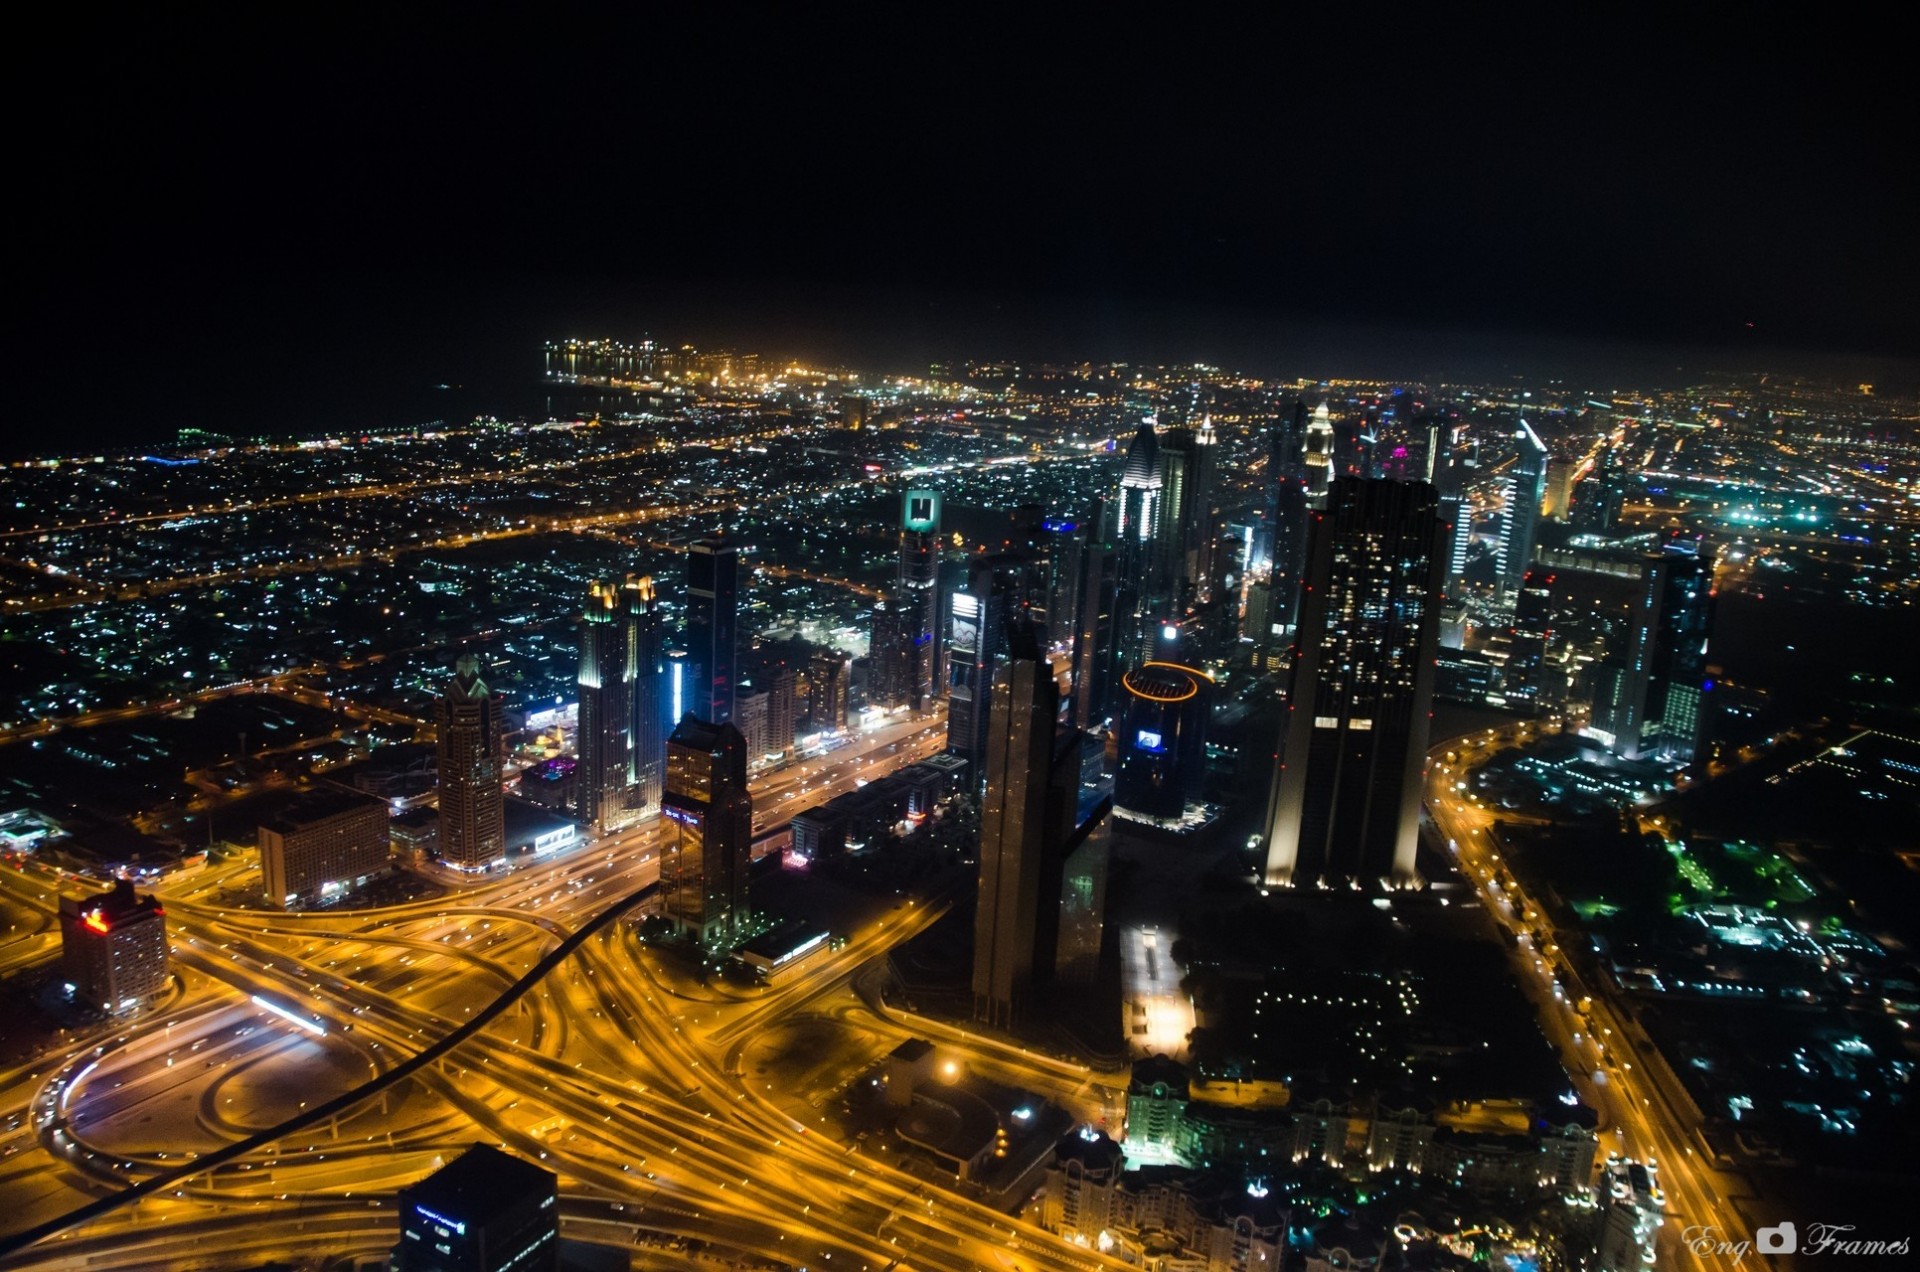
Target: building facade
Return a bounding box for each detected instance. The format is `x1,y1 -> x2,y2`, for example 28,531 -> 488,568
435,654 -> 506,871
258,788 -> 391,908
660,715 -> 753,945
686,538 -> 739,726
59,878 -> 168,1013
1262,478 -> 1447,889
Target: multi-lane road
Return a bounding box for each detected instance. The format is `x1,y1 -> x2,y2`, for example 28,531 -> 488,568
0,702 -> 1136,1272
1425,725 -> 1774,1272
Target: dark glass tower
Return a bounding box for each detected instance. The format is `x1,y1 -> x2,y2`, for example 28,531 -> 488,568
661,715 -> 753,945
1504,565 -> 1558,706
1649,541 -> 1716,764
1262,478 -> 1447,890
946,554 -> 1026,786
686,538 -> 739,725
1267,399 -> 1312,631
973,623 -> 1085,1029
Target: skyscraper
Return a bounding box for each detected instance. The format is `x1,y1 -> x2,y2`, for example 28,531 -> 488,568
946,554 -> 1027,783
627,575 -> 668,817
1112,421 -> 1164,665
1267,399 -> 1312,632
1070,498 -> 1119,730
1503,565 -> 1558,707
576,579 -> 633,834
895,489 -> 943,711
686,538 -> 739,725
661,715 -> 753,945
1571,444 -> 1629,534
1154,422 -> 1215,609
1262,478 -> 1447,890
436,655 -> 506,871
1303,401 -> 1335,501
973,624 -> 1086,1029
1498,421 -> 1549,591
1648,541 -> 1716,764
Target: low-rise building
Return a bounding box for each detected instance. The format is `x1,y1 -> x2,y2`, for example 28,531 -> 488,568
258,788 -> 392,909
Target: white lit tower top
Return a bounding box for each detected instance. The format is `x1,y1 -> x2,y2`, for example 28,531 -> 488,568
1304,401 -> 1335,501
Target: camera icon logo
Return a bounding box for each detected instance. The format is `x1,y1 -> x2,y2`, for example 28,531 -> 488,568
1757,1222 -> 1798,1254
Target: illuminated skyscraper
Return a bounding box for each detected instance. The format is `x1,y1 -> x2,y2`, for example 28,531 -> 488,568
973,623 -> 1087,1029
895,489 -> 943,710
946,554 -> 1026,783
436,654 -> 506,871
1649,541 -> 1716,764
1262,478 -> 1447,889
661,715 -> 753,945
1154,421 -> 1215,608
627,575 -> 668,817
576,580 -> 633,834
686,538 -> 739,725
1498,421 -> 1550,591
1303,401 -> 1335,501
1113,421 -> 1164,664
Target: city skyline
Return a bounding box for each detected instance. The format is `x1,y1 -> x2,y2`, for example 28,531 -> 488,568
2,10 -> 1916,1267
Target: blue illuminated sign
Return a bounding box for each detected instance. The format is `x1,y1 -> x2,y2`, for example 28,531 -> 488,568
1136,729 -> 1166,754
412,1205 -> 467,1236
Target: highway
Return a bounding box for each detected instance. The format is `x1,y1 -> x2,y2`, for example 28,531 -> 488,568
1425,723 -> 1775,1272
0,701 -> 1135,1272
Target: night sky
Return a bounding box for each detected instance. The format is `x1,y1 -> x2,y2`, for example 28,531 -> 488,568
11,10 -> 1915,448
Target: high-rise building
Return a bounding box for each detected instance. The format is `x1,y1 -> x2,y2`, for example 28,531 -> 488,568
258,789 -> 391,909
734,689 -> 770,765
661,715 -> 753,945
973,624 -> 1086,1029
627,575 -> 668,817
1070,499 -> 1119,730
575,579 -> 633,833
686,538 -> 739,725
393,1143 -> 559,1272
1262,478 -> 1447,890
1113,422 -> 1165,666
1648,541 -> 1716,764
895,489 -> 943,711
436,655 -> 506,872
1113,662 -> 1212,822
1570,446 -> 1628,534
1439,492 -> 1473,587
1266,400 -> 1313,632
1303,401 -> 1335,501
1498,421 -> 1550,591
867,597 -> 909,712
1585,555 -> 1666,760
946,554 -> 1027,783
59,878 -> 168,1013
1154,421 -> 1216,608
807,648 -> 848,734
1503,566 -> 1558,707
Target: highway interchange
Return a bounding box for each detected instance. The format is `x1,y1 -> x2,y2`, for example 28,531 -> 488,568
0,705 -> 1142,1271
